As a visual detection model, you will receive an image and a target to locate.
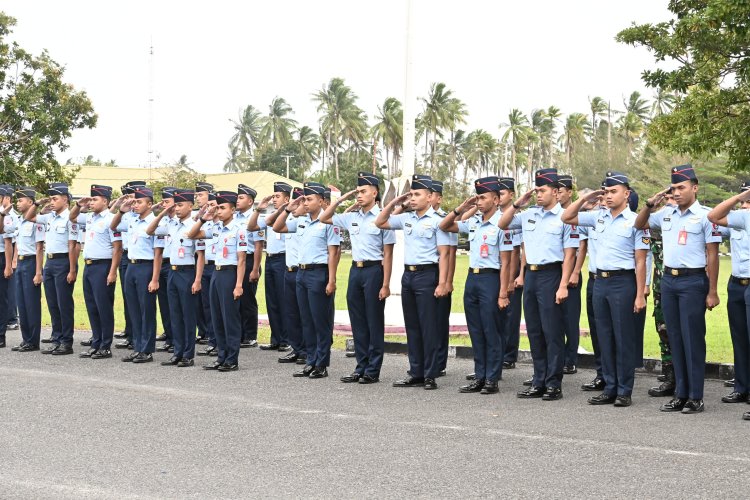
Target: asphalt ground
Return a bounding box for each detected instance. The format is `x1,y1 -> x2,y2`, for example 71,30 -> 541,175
1,328 -> 749,499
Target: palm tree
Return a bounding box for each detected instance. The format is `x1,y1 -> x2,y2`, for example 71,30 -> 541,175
651,88 -> 676,118
588,96 -> 608,148
224,143 -> 242,173
259,97 -> 298,150
560,112 -> 590,167
500,109 -> 531,187
371,97 -> 403,178
229,105 -> 262,158
296,126 -> 320,169
623,91 -> 650,123
419,82 -> 462,175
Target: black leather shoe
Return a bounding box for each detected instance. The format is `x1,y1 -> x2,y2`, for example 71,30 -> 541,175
743,411 -> 750,421
517,386 -> 546,398
293,365 -> 315,377
660,398 -> 687,412
6,322 -> 18,330
0,339 -> 5,348
240,340 -> 252,348
155,343 -> 172,352
79,348 -> 98,358
203,361 -> 222,370
359,375 -> 379,384
197,346 -> 217,356
246,340 -> 258,348
542,387 -> 563,401
80,338 -> 92,347
657,374 -> 667,382
588,393 -> 616,405
51,345 -> 74,355
502,361 -> 516,369
218,363 -> 239,372
296,357 -> 307,365
114,340 -> 133,350
41,336 -> 54,344
14,343 -> 39,352
132,353 -> 153,363
260,343 -> 280,351
122,351 -> 139,362
614,395 -> 632,407
393,376 -> 425,387
41,345 -> 59,354
11,343 -> 26,351
155,334 -> 167,342
91,349 -> 112,359
648,381 -> 675,397
196,337 -> 208,345
177,358 -> 194,367
563,365 -> 577,375
161,356 -> 180,366
459,379 -> 485,393
481,380 -> 499,394
681,399 -> 704,414
522,377 -> 534,387
309,367 -> 328,379
114,332 -> 128,339
436,370 -> 446,378
721,392 -> 749,403
581,378 -> 605,391
278,352 -> 299,364
424,378 -> 437,390
340,372 -> 362,383
465,373 -> 476,381
724,378 -> 735,388
278,344 -> 291,352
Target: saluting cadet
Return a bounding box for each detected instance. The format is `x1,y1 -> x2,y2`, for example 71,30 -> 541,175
193,182 -> 213,345
112,187 -> 162,364
274,181 -> 341,379
27,182 -> 79,355
707,181 -> 750,421
150,189 -> 203,367
235,184 -> 264,348
557,174 -> 584,374
248,182 -> 292,351
440,177 -> 513,395
5,191 -> 20,335
188,191 -> 246,372
0,185 -> 18,348
320,172 -> 396,384
154,187 -> 176,353
70,185 -> 122,359
196,192 -> 219,357
375,174 -> 451,390
563,172 -> 649,407
498,177 -> 524,370
499,168 -> 579,401
635,164 -> 721,414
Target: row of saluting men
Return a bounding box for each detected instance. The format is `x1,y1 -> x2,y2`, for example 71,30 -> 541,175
0,166 -> 748,421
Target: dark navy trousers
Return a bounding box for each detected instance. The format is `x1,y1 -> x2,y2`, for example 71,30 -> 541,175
198,262 -> 215,346
119,251 -> 131,340
240,259 -> 260,343
523,266 -> 565,389
726,279 -> 750,394
347,264 -> 386,377
296,267 -> 334,367
16,257 -> 41,347
43,256 -> 75,346
401,267 -> 440,379
661,273 -> 708,400
586,275 -> 603,379
124,261 -> 157,354
168,268 -> 198,360
158,260 -> 172,342
82,260 -> 116,350
0,253 -> 9,340
7,265 -> 18,325
436,293 -> 452,372
562,272 -> 582,367
503,275 -> 523,363
210,267 -> 242,365
593,273 -> 638,396
265,254 -> 287,345
464,272 -> 507,382
284,269 -> 304,355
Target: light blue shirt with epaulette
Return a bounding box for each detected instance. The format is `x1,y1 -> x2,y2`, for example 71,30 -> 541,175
79,211 -> 120,260
258,210 -> 286,255
457,210 -> 513,269
578,207 -> 650,271
119,213 -> 157,260
159,216 -> 199,265
287,215 -> 341,265
507,203 -> 579,265
648,201 -> 721,269
388,207 -> 452,265
214,218 -> 247,266
154,215 -> 178,258
332,205 -> 396,262
118,211 -> 136,251
16,219 -> 45,256
1,210 -> 19,251
436,208 -> 459,247
724,210 -> 750,277
37,209 -> 76,253
284,215 -> 300,267
234,208 -> 264,254
196,220 -> 219,262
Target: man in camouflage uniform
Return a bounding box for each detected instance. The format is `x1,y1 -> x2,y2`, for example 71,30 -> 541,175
648,226 -> 675,396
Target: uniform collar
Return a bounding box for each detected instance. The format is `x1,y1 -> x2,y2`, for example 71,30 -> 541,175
533,203 -> 561,216
412,206 -> 436,219
53,208 -> 70,219
134,213 -> 154,223
358,204 -> 381,217
604,206 -> 634,221
238,208 -> 253,218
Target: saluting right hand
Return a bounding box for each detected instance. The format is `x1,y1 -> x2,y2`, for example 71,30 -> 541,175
257,195 -> 273,211
287,197 -> 303,211
339,189 -> 357,202
456,195 -> 478,215
514,189 -> 536,209
392,193 -> 411,206
647,187 -> 671,209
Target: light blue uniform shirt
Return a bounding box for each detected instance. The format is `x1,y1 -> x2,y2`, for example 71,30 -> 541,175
285,215 -> 300,267
287,215 -> 341,265
214,219 -> 248,266
79,211 -> 121,260
457,210 -> 513,269
507,203 -> 579,265
158,216 -> 199,264
578,207 -> 650,271
37,209 -> 76,253
258,210 -> 286,255
725,210 -> 750,277
119,211 -> 136,251
1,210 -> 19,251
388,207 -> 452,265
16,219 -> 45,256
332,206 -> 396,262
118,213 -> 158,260
155,215 -> 178,258
234,208 -> 264,254
648,201 -> 722,269
436,209 -> 459,247
579,225 -> 597,274
196,220 -> 218,262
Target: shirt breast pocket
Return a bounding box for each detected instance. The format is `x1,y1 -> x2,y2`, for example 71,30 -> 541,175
21,225 -> 33,237
482,230 -> 500,246
55,225 -> 67,234
685,223 -> 702,235
349,225 -> 360,235
545,224 -> 562,235
94,224 -> 107,234
225,237 -> 237,246
614,226 -> 632,239
365,224 -> 380,235
468,229 -> 476,241
661,219 -> 672,231
731,229 -> 744,241
181,239 -> 194,247
418,227 -> 435,239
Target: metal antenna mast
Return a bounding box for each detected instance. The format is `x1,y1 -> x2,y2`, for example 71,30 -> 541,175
147,40 -> 155,179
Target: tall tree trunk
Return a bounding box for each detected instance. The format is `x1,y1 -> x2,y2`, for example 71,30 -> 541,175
607,102 -> 612,161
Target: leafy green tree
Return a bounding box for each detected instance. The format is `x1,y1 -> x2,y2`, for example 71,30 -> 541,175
228,105 -> 262,167
260,97 -> 298,150
371,97 -> 403,178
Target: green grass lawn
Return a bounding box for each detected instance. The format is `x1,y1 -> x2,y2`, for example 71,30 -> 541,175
53,254 -> 735,363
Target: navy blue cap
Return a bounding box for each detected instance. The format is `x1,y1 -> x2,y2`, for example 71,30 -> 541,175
740,181 -> 750,193
207,192 -> 216,201
90,184 -> 113,199
323,187 -> 332,200
474,176 -> 501,194
15,186 -> 36,200
0,185 -> 13,197
215,191 -> 238,205
161,187 -> 177,199
47,182 -> 69,196
628,189 -> 639,212
238,184 -> 257,199
274,181 -> 292,194
303,182 -> 326,197
671,164 -> 697,184
133,187 -> 154,200
557,174 -> 574,189
411,174 -> 433,191
603,171 -> 630,187
173,189 -> 194,203
498,177 -> 515,192
122,181 -> 146,195
535,168 -> 558,187
357,172 -> 380,187
195,182 -> 213,193
431,180 -> 444,194
292,187 -> 304,200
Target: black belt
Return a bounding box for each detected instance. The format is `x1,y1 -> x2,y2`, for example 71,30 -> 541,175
299,263 -> 327,270
162,258 -> 171,265
18,255 -> 36,261
589,271 -> 597,281
468,267 -> 499,274
404,263 -> 438,272
214,265 -> 237,271
46,252 -> 68,259
352,260 -> 381,268
596,269 -> 635,279
664,266 -> 704,277
267,253 -> 286,258
526,262 -> 562,272
287,266 -> 298,272
170,264 -> 195,271
731,276 -> 750,286
129,259 -> 153,265
85,258 -> 112,265
205,260 -> 214,266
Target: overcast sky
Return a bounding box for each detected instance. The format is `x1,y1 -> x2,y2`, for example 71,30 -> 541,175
5,0 -> 672,173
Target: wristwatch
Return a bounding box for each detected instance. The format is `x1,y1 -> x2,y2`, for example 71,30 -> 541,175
453,208 -> 461,217
512,202 -> 521,210
645,201 -> 655,209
